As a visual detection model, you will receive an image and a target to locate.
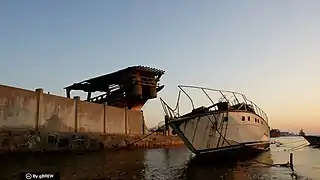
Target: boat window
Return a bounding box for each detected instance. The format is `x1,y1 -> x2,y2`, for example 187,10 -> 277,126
261,121 -> 263,124
257,119 -> 260,123
255,118 -> 257,122
242,116 -> 245,121
248,117 -> 250,121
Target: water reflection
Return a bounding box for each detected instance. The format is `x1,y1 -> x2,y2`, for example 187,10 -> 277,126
1,150 -> 146,180
180,151 -> 270,180
142,147 -> 191,180
1,137 -> 319,180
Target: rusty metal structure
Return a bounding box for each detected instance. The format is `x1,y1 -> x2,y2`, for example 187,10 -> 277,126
64,66 -> 165,110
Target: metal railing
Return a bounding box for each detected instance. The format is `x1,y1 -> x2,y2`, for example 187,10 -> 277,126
160,85 -> 268,123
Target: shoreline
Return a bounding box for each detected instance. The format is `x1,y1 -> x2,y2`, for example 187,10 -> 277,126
0,131 -> 184,154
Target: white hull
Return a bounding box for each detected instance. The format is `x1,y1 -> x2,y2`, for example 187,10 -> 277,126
170,111 -> 270,154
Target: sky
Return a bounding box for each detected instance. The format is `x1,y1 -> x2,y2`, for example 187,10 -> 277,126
1,1 -> 319,134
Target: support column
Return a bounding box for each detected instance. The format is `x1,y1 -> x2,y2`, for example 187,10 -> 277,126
66,88 -> 71,98
87,92 -> 92,101
35,88 -> 43,131
74,96 -> 80,132
103,103 -> 107,134
134,72 -> 142,97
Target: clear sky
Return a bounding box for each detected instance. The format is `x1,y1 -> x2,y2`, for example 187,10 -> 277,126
1,1 -> 319,134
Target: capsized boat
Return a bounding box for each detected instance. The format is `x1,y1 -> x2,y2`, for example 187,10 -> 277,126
160,85 -> 270,160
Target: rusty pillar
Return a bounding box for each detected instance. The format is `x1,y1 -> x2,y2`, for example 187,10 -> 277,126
150,76 -> 157,98
134,72 -> 142,97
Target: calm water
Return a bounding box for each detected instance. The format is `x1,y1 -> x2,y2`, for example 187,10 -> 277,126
1,137 -> 319,180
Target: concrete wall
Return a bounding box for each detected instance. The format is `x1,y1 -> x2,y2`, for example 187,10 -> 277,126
127,110 -> 143,135
77,100 -> 104,133
106,106 -> 126,134
40,92 -> 76,132
0,85 -> 38,130
0,84 -> 145,135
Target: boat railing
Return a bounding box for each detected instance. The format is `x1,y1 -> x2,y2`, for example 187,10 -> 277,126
160,97 -> 180,120
160,85 -> 268,123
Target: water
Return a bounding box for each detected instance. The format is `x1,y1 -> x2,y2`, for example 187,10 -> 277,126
1,137 -> 319,180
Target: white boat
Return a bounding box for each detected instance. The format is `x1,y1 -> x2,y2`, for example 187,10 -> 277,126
160,85 -> 270,161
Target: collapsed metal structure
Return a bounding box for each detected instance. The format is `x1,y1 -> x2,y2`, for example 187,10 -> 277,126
64,65 -> 165,110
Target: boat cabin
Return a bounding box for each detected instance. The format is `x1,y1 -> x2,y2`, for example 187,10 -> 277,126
182,102 -> 258,118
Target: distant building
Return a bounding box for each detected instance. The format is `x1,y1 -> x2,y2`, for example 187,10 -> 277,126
299,129 -> 306,136
270,129 -> 280,137
280,131 -> 297,136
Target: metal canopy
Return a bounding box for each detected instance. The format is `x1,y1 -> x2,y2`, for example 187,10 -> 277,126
64,65 -> 165,93
64,65 -> 165,109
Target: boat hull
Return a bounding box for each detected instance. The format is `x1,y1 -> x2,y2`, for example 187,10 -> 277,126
303,135 -> 320,147
190,143 -> 269,165
169,111 -> 270,155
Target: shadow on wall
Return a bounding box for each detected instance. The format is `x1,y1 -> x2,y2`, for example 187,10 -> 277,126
42,113 -> 77,133
44,115 -> 64,131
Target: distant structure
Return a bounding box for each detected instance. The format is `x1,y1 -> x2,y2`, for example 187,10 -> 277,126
299,129 -> 306,136
270,128 -> 299,137
280,131 -> 297,136
270,129 -> 280,137
64,65 -> 165,111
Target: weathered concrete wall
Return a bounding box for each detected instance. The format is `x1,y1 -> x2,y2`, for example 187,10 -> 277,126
40,93 -> 76,132
0,85 -> 38,130
127,110 -> 143,135
106,106 -> 126,134
78,101 -> 104,133
0,84 -> 144,135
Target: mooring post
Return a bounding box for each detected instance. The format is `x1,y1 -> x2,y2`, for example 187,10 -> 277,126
289,153 -> 294,171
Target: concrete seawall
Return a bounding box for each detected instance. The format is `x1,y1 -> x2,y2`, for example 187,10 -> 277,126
0,84 -> 183,153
